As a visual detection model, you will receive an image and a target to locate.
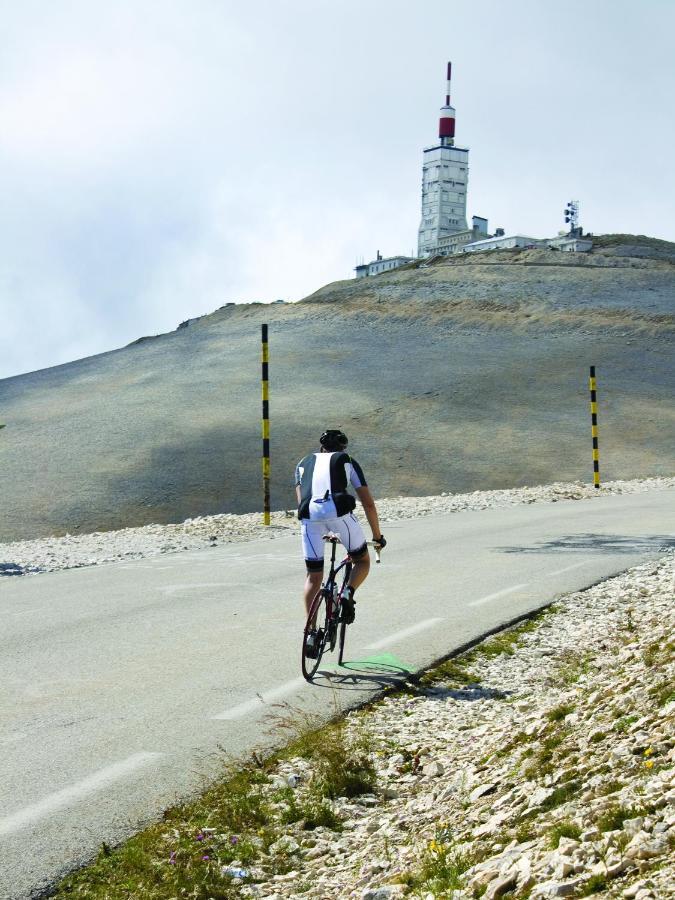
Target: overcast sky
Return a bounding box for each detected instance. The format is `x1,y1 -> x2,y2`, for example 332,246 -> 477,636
1,0 -> 673,379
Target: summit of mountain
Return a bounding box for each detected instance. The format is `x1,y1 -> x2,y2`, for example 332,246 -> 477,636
0,234 -> 673,543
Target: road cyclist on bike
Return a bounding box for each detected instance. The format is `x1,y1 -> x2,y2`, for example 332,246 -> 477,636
295,430 -> 386,655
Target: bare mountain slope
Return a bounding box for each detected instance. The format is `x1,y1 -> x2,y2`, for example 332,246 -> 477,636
0,236 -> 673,542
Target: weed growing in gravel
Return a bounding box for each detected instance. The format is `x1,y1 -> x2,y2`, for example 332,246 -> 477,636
522,724 -> 571,780
277,710 -> 377,800
649,676 -> 675,708
546,702 -> 575,722
557,650 -> 594,684
539,779 -> 582,812
492,730 -> 537,765
613,714 -> 638,733
410,838 -> 479,896
421,657 -> 478,687
275,787 -> 343,831
642,638 -> 675,668
620,607 -> 635,632
548,821 -> 582,847
596,804 -> 647,833
597,778 -> 623,797
580,873 -> 608,895
513,821 -> 536,843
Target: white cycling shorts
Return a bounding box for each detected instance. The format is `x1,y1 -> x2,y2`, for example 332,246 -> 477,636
301,512 -> 367,569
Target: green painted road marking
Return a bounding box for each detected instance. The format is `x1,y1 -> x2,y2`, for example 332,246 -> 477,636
339,651 -> 412,673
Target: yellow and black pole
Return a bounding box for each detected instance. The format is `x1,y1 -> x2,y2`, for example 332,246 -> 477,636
261,324 -> 271,524
589,365 -> 600,489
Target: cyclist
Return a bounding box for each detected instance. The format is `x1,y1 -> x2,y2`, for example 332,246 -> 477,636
295,429 -> 386,624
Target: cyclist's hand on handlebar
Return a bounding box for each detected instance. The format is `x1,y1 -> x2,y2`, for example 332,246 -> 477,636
372,534 -> 386,551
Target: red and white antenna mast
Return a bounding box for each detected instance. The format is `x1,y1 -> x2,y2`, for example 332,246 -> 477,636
438,61 -> 456,146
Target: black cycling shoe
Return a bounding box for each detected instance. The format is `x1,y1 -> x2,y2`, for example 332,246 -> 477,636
341,596 -> 356,625
305,630 -> 322,659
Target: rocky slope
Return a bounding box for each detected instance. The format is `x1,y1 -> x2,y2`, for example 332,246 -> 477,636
230,554 -> 675,899
0,235 -> 673,542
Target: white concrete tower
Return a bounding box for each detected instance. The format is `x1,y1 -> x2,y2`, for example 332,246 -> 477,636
417,62 -> 469,257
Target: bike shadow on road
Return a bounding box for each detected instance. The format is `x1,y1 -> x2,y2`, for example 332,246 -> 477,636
497,533 -> 675,555
310,658 -> 414,692
309,667 -> 512,702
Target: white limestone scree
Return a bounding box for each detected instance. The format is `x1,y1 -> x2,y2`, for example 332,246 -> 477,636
417,61 -> 469,258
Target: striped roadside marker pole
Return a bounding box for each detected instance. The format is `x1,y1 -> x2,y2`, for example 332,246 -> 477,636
261,324 -> 271,525
589,365 -> 600,489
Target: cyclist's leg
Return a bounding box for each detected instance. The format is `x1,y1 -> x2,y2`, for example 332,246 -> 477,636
333,513 -> 370,589
331,515 -> 369,625
301,520 -> 325,615
348,544 -> 370,591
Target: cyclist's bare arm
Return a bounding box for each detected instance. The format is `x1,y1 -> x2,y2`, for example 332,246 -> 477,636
295,485 -> 301,505
355,485 -> 383,542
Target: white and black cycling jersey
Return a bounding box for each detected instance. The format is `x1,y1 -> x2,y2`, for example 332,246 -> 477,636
295,451 -> 367,520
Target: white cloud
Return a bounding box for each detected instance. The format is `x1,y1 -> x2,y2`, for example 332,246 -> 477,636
0,0 -> 674,379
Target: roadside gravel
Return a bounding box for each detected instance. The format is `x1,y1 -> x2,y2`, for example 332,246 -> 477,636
235,554 -> 675,899
1,476 -> 673,576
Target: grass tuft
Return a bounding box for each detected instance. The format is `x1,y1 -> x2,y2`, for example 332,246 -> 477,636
277,787 -> 342,831
540,780 -> 582,812
410,840 -> 479,895
421,657 -> 477,687
649,676 -> 675,708
642,639 -> 675,668
546,702 -> 575,722
613,714 -> 638,734
557,650 -> 594,685
276,710 -> 377,800
548,821 -> 581,848
579,872 -> 608,895
596,804 -> 646,833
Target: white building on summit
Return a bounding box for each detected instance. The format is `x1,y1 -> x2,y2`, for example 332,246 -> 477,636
354,62 -> 592,277
417,62 -> 470,257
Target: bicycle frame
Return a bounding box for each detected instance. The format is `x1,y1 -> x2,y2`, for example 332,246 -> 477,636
302,536 -> 382,679
302,535 -> 362,681
323,540 -> 352,615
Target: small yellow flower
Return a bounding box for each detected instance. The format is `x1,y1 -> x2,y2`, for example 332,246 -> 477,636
645,760 -> 654,769
644,747 -> 654,757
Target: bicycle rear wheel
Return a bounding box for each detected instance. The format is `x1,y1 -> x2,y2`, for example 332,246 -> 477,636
302,590 -> 330,681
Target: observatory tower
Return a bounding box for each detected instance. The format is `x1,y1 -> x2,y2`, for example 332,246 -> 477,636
417,62 -> 469,257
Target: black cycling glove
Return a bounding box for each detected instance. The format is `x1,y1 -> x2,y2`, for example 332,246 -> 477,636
373,534 -> 387,550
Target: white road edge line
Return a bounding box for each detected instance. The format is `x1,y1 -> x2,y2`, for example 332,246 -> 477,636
543,561 -> 590,577
364,618 -> 444,651
212,677 -> 306,721
0,752 -> 163,838
469,584 -> 528,607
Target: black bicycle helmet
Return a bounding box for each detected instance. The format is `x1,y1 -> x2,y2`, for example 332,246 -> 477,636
319,429 -> 348,451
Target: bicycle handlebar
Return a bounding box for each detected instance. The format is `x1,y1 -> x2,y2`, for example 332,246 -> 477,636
322,533 -> 383,563
367,541 -> 382,564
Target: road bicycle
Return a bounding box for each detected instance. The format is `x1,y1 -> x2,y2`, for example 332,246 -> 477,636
301,535 -> 380,681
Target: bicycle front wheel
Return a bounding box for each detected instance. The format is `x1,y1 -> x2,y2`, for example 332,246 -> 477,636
302,590 -> 330,681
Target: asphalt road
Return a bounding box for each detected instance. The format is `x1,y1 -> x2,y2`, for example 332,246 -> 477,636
1,491 -> 674,898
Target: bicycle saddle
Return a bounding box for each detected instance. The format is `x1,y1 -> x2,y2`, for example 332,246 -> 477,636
323,533 -> 340,543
